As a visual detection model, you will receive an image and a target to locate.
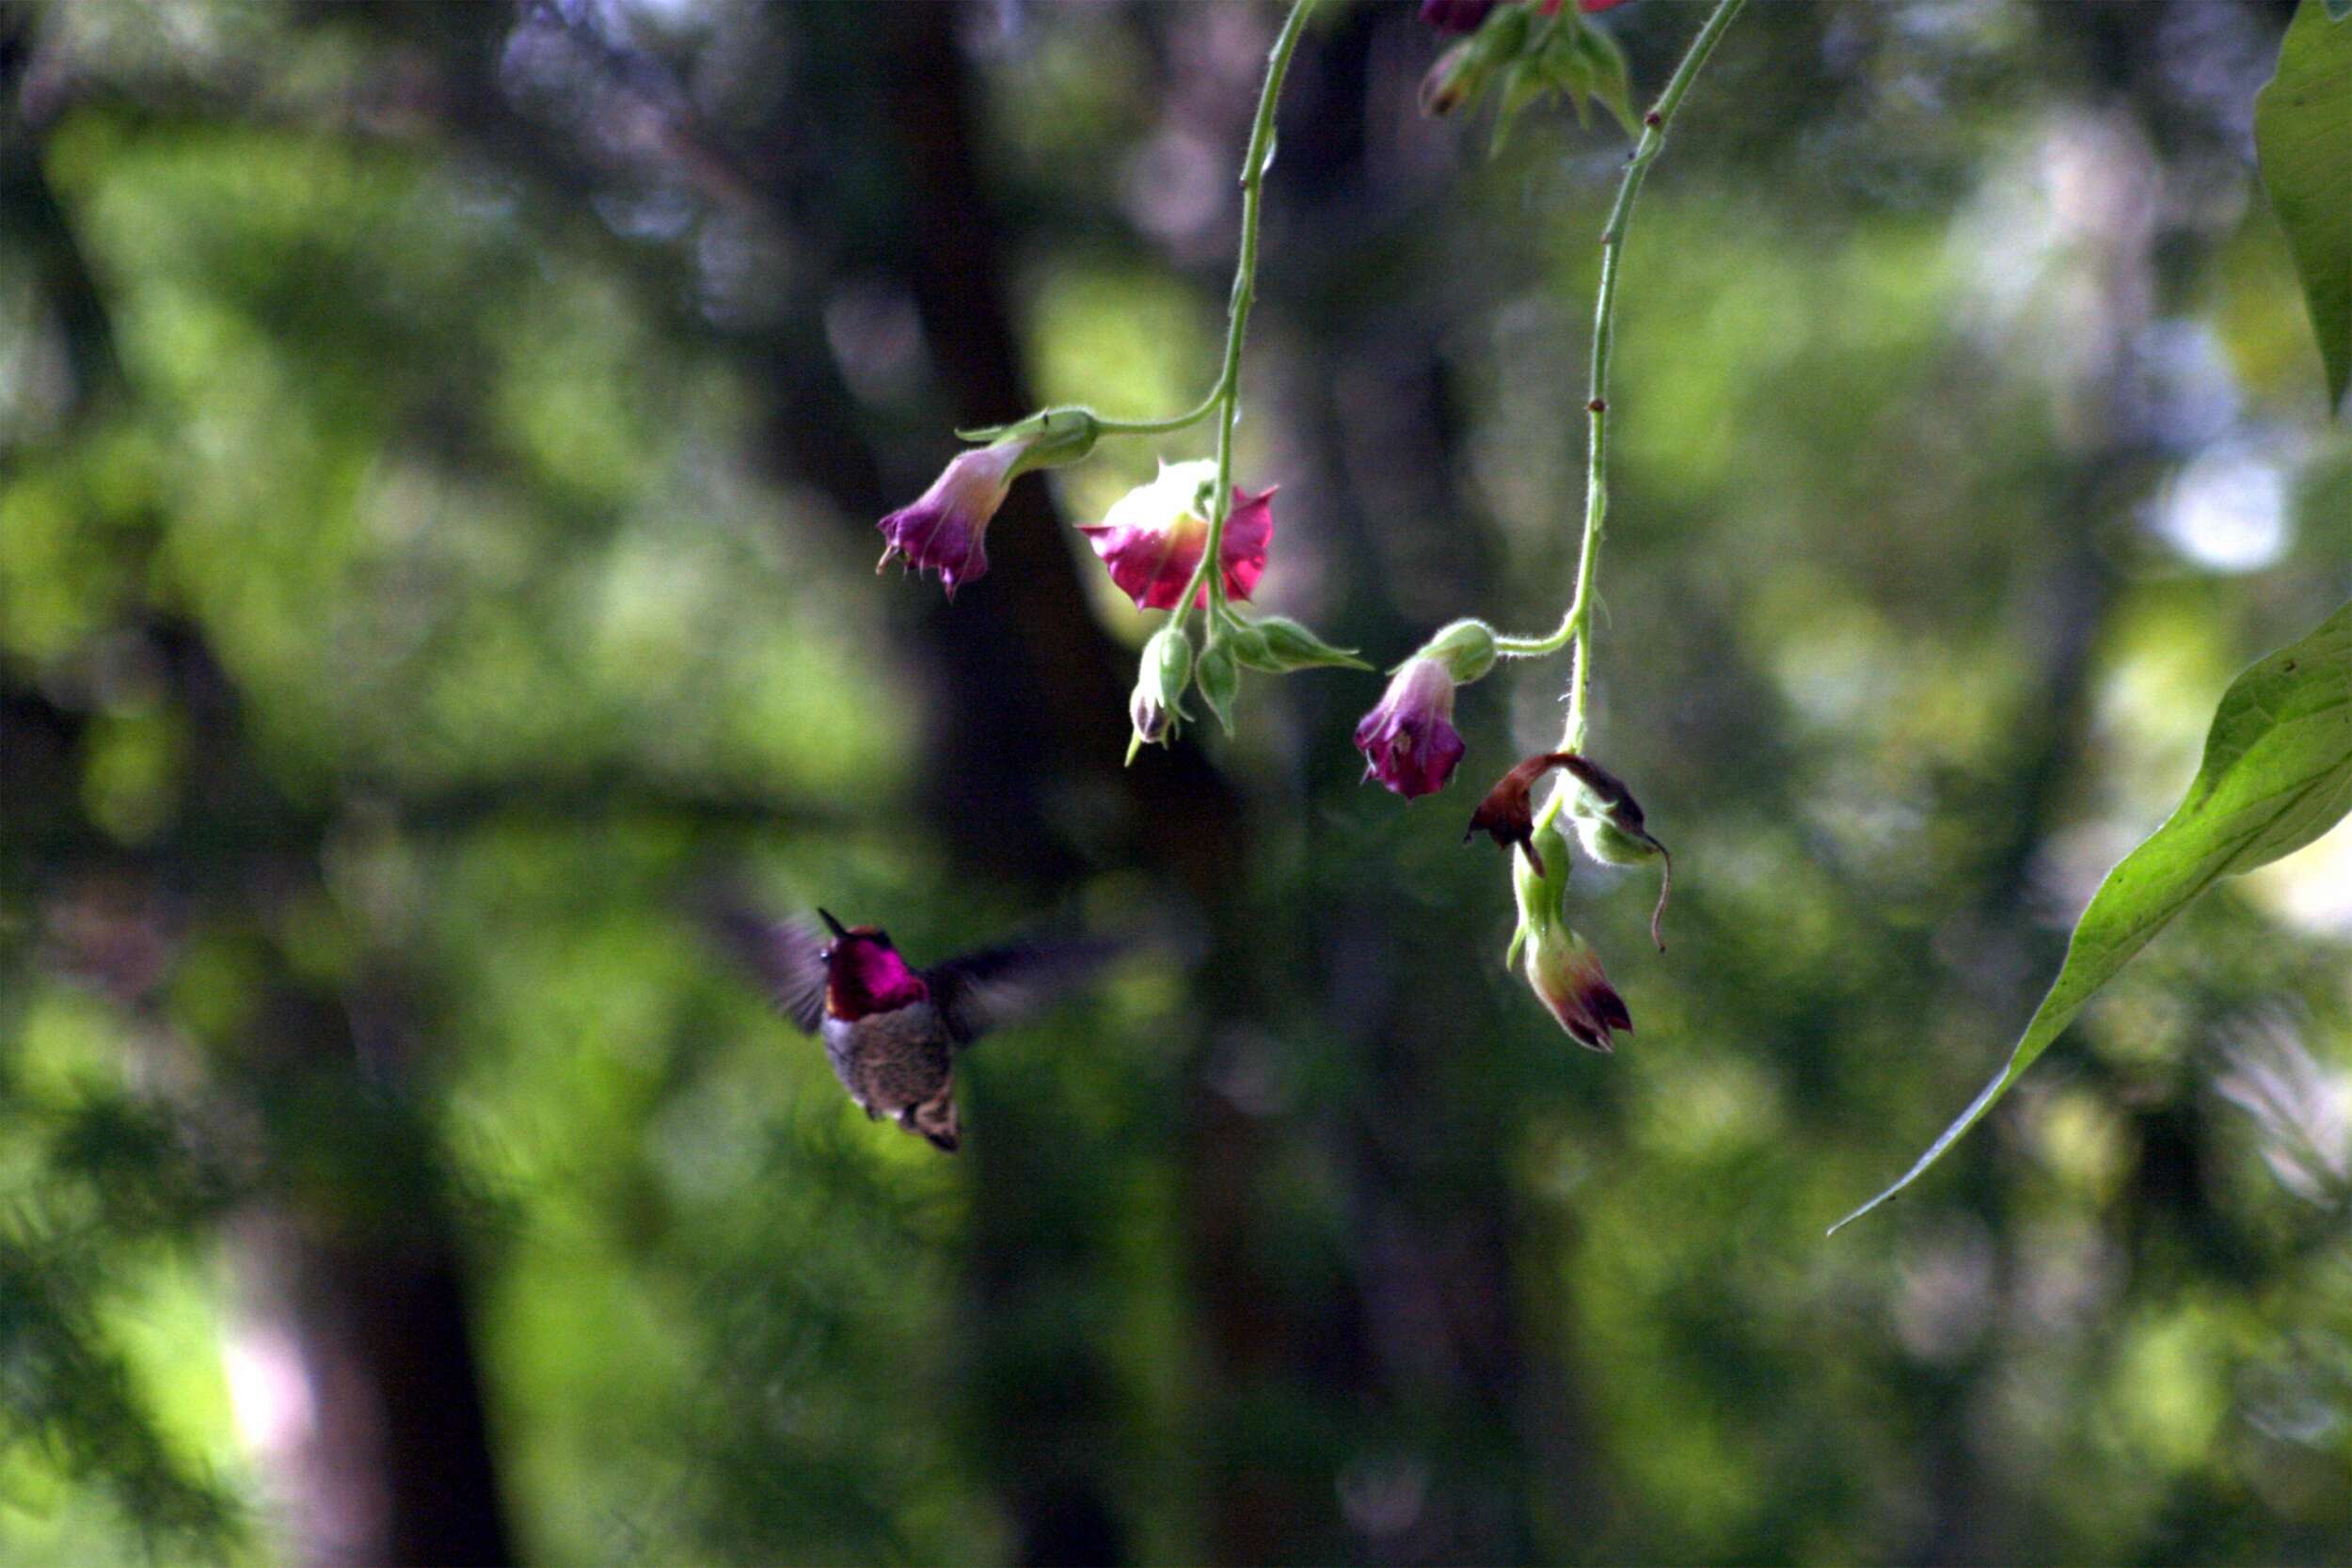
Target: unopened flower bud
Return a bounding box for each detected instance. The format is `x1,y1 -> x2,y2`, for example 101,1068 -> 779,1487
1576,816 -> 1659,866
1421,40 -> 1486,118
1517,818 -> 1572,922
1128,625 -> 1194,757
1194,640 -> 1240,735
1523,919 -> 1631,1053
1562,752 -> 1673,950
1231,615 -> 1369,673
1418,2 -> 1529,118
1219,621 -> 1273,668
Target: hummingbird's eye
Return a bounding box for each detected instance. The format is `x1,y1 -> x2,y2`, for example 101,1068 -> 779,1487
875,929 -> 893,948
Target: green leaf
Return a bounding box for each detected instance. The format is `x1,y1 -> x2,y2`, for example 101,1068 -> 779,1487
2255,0 -> 2352,414
1832,597 -> 2352,1234
1489,59 -> 1553,155
1571,19 -> 1638,140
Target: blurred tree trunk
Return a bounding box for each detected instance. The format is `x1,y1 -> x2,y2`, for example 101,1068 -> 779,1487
151,628 -> 516,1568
227,1216 -> 510,1568
2,28 -> 518,1559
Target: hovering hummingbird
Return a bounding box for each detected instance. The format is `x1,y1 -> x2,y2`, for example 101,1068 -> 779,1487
707,904 -> 1118,1152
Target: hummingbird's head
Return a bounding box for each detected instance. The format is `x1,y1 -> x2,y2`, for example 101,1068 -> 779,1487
816,909 -> 928,1019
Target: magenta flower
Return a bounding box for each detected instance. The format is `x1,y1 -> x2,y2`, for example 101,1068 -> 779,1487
1420,0 -> 1499,33
1354,656 -> 1468,799
1524,922 -> 1631,1053
877,440 -> 1026,601
1080,461 -> 1275,612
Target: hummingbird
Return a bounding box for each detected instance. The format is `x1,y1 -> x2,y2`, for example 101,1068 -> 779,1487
707,903 -> 1117,1152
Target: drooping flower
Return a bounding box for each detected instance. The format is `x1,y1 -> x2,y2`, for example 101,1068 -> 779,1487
1470,748 -> 1674,949
1466,750 -> 1575,873
1080,460 -> 1275,612
1420,0 -> 1500,34
1353,656 -> 1468,799
877,440 -> 1026,600
1524,920 -> 1631,1053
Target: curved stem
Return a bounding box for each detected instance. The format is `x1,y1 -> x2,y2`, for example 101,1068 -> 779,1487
1535,0 -> 1748,816
1174,0 -> 1316,620
1093,397 -> 1221,438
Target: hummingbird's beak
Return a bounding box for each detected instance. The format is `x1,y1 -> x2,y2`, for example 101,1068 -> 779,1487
818,908 -> 850,940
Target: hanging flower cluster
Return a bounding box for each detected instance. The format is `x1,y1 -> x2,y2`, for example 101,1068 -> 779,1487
1417,0 -> 1639,144
871,0 -> 1712,1047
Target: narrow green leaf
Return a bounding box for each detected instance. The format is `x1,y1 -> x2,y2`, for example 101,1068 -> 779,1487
1573,20 -> 1638,140
1833,597 -> 2352,1234
2255,0 -> 2352,414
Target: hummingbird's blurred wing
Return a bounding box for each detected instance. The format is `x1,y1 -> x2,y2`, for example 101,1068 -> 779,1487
705,908 -> 828,1033
927,938 -> 1120,1047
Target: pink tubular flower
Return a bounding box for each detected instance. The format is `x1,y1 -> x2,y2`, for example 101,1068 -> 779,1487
1079,461 -> 1274,612
1420,0 -> 1499,33
877,440 -> 1026,601
1353,656 -> 1468,799
1525,922 -> 1631,1053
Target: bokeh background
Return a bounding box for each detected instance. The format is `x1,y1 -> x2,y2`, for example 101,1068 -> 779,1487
6,0 -> 2352,1562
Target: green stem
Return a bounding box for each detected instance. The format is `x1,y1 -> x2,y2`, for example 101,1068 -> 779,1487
1172,0 -> 1316,620
1093,399 -> 1220,438
1524,0 -> 1747,817
986,5 -> 1318,452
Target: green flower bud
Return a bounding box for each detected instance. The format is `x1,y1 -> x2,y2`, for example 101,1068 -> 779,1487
1235,615 -> 1370,673
1219,621 -> 1273,669
1419,2 -> 1531,119
1575,815 -> 1660,867
1150,621 -> 1192,691
1416,618 -> 1500,683
1513,819 -> 1573,929
1195,641 -> 1240,735
1127,626 -> 1194,762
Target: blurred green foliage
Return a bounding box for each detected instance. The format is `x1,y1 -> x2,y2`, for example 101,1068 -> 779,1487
5,2 -> 2352,1565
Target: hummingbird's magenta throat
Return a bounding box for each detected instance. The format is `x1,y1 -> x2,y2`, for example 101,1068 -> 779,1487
826,938 -> 928,1019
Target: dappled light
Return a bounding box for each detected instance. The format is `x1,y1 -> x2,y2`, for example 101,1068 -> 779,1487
5,2 -> 2352,1565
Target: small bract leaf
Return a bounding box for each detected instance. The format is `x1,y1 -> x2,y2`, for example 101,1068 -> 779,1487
1573,18 -> 1638,138
1833,595 -> 2352,1233
2255,0 -> 2352,413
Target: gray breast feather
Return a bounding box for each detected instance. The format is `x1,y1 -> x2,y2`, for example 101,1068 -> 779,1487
820,1003 -> 949,1115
